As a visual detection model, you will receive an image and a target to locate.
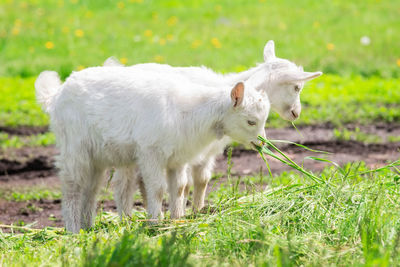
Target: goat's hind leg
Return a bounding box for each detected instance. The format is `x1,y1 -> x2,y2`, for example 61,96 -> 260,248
59,160 -> 105,233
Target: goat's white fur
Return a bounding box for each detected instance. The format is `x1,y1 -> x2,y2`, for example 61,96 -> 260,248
35,67 -> 270,232
106,40 -> 323,215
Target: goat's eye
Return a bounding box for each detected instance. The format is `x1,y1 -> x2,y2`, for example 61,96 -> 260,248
247,120 -> 256,126
294,85 -> 301,92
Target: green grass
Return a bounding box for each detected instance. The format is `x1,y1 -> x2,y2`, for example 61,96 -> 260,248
1,162 -> 400,266
295,75 -> 400,126
0,132 -> 55,149
0,77 -> 48,127
0,189 -> 61,202
0,0 -> 399,78
333,127 -> 382,143
1,0 -> 400,265
2,75 -> 398,128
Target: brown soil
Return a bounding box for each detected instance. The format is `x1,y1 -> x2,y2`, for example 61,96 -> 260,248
0,123 -> 399,229
0,125 -> 48,136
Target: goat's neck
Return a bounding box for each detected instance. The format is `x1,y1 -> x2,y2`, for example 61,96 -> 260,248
177,91 -> 230,158
224,63 -> 266,85
245,65 -> 271,92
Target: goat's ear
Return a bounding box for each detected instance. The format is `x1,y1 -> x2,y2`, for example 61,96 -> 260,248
280,71 -> 323,83
103,56 -> 124,67
231,82 -> 245,108
263,40 -> 276,62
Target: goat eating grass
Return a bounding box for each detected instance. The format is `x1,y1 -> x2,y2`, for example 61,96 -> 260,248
106,40 -> 323,216
35,67 -> 269,233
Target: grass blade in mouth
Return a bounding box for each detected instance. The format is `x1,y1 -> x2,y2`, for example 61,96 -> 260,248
255,136 -> 327,184
292,121 -> 304,139
255,136 -> 400,185
268,139 -> 331,154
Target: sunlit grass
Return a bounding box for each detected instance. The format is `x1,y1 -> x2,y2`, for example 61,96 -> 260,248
0,0 -> 399,78
1,162 -> 400,266
0,132 -> 55,149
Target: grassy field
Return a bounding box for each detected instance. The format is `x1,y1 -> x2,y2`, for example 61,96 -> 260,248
1,162 -> 400,266
2,75 -> 400,128
0,0 -> 399,78
1,0 -> 400,266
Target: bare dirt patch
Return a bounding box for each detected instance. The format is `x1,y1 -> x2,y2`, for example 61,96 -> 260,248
0,123 -> 399,229
0,199 -> 120,230
0,125 -> 48,136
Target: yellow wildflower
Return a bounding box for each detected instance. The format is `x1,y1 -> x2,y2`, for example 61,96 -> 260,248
154,55 -> 164,63
14,19 -> 22,27
166,34 -> 174,41
77,65 -> 85,71
11,27 -> 20,36
45,41 -> 54,49
167,16 -> 178,26
144,29 -> 153,37
85,10 -> 93,18
191,40 -> 202,49
211,37 -> 222,49
159,38 -> 166,45
75,29 -> 84,37
120,57 -> 128,65
117,1 -> 125,9
397,59 -> 400,67
326,43 -> 335,51
313,21 -> 320,28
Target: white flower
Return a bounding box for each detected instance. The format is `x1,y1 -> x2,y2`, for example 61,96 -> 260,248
360,36 -> 371,46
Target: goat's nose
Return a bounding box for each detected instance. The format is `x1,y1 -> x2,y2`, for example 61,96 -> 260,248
291,109 -> 299,119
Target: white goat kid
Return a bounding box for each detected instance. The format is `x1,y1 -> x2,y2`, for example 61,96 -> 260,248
35,67 -> 269,233
107,40 -> 323,215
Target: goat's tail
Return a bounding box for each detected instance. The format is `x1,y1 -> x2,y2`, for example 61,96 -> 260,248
103,56 -> 124,67
35,71 -> 62,113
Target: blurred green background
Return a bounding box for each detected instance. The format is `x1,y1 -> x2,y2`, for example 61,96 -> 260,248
1,0 -> 399,78
1,0 -> 400,129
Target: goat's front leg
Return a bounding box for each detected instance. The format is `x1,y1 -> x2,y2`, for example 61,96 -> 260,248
167,165 -> 188,219
137,151 -> 166,220
113,165 -> 139,218
192,157 -> 215,212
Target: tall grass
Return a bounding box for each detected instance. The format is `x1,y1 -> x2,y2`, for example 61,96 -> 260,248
1,0 -> 399,78
1,158 -> 400,266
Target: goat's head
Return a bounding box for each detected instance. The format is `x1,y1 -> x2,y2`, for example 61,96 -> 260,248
223,82 -> 270,147
262,40 -> 322,121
